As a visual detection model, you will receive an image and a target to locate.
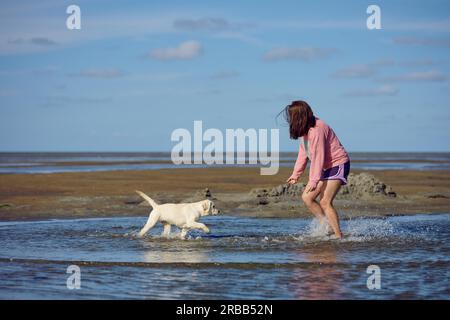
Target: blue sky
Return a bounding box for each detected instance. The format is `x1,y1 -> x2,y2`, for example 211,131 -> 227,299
0,0 -> 449,152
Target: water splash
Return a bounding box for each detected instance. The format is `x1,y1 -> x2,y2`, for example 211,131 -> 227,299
307,219 -> 333,237
342,217 -> 395,242
288,217 -> 398,243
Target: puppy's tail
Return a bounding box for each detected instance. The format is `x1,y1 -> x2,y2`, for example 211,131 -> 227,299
135,190 -> 159,208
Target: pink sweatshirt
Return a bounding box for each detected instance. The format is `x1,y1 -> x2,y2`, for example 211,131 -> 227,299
289,118 -> 349,188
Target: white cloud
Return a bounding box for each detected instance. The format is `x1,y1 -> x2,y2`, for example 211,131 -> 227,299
371,59 -> 396,67
173,17 -> 254,34
400,59 -> 436,67
393,37 -> 450,46
263,18 -> 450,32
384,70 -> 447,82
386,19 -> 450,32
174,18 -> 231,31
8,37 -> 58,46
71,68 -> 125,79
332,65 -> 375,78
148,40 -> 202,61
0,66 -> 59,78
331,61 -> 390,79
264,47 -> 336,61
0,9 -> 180,54
345,85 -> 399,97
43,95 -> 112,107
30,37 -> 58,46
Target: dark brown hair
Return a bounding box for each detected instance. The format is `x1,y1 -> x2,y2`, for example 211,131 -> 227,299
279,100 -> 316,139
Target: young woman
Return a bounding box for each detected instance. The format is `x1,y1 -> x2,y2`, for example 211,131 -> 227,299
282,100 -> 350,239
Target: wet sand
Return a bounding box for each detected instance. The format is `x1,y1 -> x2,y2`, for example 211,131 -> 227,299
0,167 -> 449,221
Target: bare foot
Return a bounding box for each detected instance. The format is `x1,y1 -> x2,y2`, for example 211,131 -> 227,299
329,233 -> 343,240
320,219 -> 334,236
325,224 -> 334,236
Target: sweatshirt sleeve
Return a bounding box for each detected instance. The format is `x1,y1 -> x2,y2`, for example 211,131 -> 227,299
308,128 -> 326,188
289,140 -> 308,180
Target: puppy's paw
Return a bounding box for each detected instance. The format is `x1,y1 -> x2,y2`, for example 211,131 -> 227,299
203,227 -> 211,234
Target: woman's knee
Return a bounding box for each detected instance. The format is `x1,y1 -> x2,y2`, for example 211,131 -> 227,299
319,198 -> 332,210
301,192 -> 314,206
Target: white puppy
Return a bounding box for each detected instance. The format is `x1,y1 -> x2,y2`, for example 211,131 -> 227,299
135,190 -> 220,239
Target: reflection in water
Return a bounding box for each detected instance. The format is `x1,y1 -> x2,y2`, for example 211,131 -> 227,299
290,247 -> 342,300
141,242 -> 209,263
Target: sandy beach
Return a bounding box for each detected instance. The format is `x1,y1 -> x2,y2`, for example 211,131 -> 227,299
1,167 -> 449,221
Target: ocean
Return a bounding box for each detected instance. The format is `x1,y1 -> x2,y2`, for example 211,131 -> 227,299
1,152 -> 450,174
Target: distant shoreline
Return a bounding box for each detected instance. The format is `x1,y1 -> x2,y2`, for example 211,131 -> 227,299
1,151 -> 450,174
0,167 -> 449,221
2,158 -> 450,167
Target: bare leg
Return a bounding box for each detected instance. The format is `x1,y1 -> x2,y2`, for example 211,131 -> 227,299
187,221 -> 210,234
319,180 -> 343,239
162,224 -> 171,237
301,181 -> 327,225
138,211 -> 159,237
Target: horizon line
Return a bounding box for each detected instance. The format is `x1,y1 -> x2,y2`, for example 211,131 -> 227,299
1,150 -> 450,154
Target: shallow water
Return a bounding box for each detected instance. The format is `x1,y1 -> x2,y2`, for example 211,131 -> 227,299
0,214 -> 449,299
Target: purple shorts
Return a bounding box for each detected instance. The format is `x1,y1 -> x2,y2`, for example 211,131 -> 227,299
320,161 -> 351,185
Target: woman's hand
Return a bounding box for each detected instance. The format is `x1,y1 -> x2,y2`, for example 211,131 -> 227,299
305,182 -> 317,193
287,176 -> 298,185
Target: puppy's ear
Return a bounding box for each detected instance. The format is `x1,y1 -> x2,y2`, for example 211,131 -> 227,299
202,201 -> 209,211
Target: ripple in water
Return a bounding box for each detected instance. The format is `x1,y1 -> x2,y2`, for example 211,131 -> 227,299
0,214 -> 449,299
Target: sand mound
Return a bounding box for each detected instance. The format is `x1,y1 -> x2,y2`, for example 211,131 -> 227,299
181,172 -> 396,209
182,188 -> 217,202
249,183 -> 306,198
248,172 -> 396,201
341,173 -> 396,199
